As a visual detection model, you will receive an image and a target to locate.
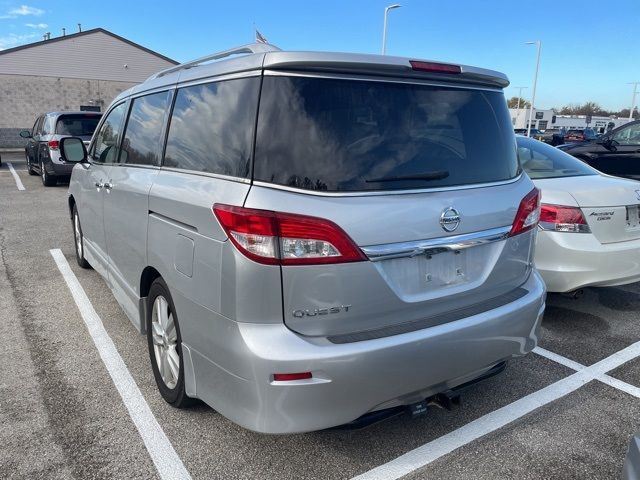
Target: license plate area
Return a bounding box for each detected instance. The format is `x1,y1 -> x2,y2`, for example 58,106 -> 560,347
626,205 -> 640,230
422,249 -> 468,288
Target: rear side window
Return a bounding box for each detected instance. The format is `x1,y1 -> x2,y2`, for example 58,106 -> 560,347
56,115 -> 101,137
255,76 -> 519,192
163,77 -> 260,177
119,91 -> 170,166
517,137 -> 596,179
43,116 -> 55,135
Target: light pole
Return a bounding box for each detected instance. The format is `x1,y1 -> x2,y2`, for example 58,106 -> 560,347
382,4 -> 401,55
514,86 -> 528,128
628,82 -> 640,120
525,40 -> 541,137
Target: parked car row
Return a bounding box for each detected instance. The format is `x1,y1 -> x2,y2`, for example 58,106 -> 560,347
559,121 -> 640,180
514,127 -> 545,141
20,43 -> 640,436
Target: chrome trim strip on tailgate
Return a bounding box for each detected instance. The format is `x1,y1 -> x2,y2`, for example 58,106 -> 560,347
361,225 -> 511,262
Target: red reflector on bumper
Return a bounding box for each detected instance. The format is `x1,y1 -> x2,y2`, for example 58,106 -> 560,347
273,372 -> 312,381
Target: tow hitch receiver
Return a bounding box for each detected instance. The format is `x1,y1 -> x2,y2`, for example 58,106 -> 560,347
332,362 -> 506,430
407,400 -> 429,418
429,391 -> 462,411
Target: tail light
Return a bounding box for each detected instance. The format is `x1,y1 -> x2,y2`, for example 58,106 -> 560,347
213,204 -> 366,265
509,188 -> 541,237
410,60 -> 461,74
48,140 -> 59,150
539,204 -> 590,233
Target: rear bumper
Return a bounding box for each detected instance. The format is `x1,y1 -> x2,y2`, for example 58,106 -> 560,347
535,230 -> 640,292
187,271 -> 546,433
44,156 -> 74,176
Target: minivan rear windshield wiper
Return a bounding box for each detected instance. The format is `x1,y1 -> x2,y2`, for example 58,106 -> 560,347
366,170 -> 449,183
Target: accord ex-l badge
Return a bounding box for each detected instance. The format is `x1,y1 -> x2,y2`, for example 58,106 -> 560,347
589,211 -> 614,221
440,207 -> 461,232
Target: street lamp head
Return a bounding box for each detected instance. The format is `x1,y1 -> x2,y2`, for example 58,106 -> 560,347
525,40 -> 540,45
386,4 -> 401,11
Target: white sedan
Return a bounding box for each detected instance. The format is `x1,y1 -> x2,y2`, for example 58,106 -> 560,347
518,135 -> 640,293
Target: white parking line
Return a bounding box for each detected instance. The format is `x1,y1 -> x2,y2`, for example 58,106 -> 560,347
352,342 -> 640,480
7,162 -> 25,191
50,249 -> 192,480
534,346 -> 640,399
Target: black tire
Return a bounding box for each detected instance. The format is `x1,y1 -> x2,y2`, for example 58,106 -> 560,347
40,160 -> 56,186
72,205 -> 91,269
147,278 -> 194,408
26,153 -> 36,175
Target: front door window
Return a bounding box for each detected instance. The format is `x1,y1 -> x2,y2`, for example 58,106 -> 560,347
90,102 -> 128,164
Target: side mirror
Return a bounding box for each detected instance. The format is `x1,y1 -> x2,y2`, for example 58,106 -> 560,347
19,130 -> 32,138
60,137 -> 88,163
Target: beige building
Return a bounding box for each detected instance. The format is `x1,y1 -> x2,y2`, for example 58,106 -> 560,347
0,27 -> 177,147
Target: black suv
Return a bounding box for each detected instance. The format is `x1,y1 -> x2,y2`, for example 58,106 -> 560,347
559,120 -> 640,179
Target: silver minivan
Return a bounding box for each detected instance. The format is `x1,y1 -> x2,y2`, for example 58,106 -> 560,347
61,43 -> 546,434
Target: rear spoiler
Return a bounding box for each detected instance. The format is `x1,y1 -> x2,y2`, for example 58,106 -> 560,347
262,51 -> 509,89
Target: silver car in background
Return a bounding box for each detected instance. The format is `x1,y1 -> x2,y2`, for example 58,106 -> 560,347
62,43 -> 546,433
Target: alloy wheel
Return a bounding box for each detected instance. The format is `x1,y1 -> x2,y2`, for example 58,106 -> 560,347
151,295 -> 180,389
74,212 -> 83,258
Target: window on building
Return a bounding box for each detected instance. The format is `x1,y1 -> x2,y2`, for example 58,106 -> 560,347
91,102 -> 127,164
163,77 -> 260,177
119,91 -> 170,166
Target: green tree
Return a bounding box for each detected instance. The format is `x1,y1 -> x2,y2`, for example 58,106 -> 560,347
557,102 -> 610,116
507,97 -> 531,109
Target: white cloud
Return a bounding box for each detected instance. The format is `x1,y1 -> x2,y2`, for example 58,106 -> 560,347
0,32 -> 39,50
9,5 -> 45,16
25,22 -> 47,28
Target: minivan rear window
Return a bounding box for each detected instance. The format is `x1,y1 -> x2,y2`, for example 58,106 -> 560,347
56,115 -> 101,137
254,76 -> 519,192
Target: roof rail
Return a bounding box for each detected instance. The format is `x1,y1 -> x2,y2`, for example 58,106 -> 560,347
148,43 -> 281,80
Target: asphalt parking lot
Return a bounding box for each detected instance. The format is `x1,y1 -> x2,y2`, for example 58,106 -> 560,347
1,151 -> 639,480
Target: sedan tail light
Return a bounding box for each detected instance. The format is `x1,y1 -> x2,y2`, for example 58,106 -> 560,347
213,204 -> 366,265
48,140 -> 59,150
509,188 -> 541,237
539,204 -> 591,233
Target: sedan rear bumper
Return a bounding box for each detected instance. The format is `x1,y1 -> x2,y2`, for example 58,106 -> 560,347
184,271 -> 546,433
535,230 -> 640,292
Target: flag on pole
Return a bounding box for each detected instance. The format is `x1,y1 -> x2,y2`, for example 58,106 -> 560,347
255,29 -> 268,44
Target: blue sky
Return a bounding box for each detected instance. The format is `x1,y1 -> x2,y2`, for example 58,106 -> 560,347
0,1 -> 636,111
